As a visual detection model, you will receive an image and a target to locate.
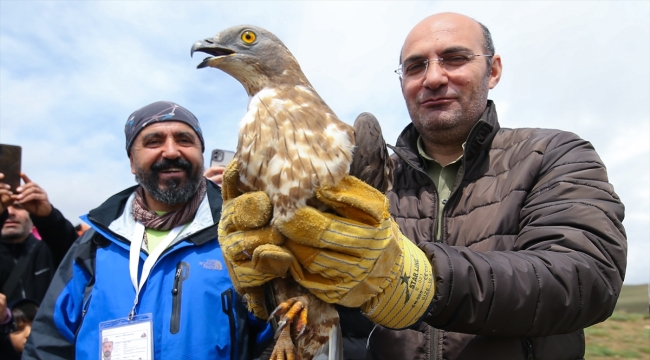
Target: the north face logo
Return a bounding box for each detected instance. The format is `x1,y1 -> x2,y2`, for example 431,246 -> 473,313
199,259 -> 223,270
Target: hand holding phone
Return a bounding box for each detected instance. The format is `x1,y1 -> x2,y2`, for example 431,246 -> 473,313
0,173 -> 13,214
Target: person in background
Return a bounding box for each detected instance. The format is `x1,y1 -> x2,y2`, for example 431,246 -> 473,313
74,223 -> 90,237
0,293 -> 16,359
8,299 -> 38,356
0,172 -> 78,305
1,295 -> 39,360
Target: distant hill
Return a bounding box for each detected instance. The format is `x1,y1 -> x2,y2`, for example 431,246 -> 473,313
616,284 -> 648,314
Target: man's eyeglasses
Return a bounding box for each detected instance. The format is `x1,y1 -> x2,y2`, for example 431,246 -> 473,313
395,52 -> 493,80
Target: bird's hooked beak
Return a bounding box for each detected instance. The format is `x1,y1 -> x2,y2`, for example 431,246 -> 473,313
191,38 -> 235,69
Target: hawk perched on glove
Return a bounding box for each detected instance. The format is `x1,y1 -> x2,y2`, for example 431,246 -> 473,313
192,25 -> 393,360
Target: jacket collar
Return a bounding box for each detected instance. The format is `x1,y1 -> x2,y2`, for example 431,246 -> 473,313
86,179 -> 223,247
393,100 -> 500,170
1,234 -> 38,258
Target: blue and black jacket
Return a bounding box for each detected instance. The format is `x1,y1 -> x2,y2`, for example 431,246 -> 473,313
23,180 -> 271,360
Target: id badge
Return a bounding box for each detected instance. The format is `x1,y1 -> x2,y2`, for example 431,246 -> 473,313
99,313 -> 153,360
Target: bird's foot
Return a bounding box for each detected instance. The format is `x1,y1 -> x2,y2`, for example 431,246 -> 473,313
269,325 -> 297,360
270,295 -> 310,337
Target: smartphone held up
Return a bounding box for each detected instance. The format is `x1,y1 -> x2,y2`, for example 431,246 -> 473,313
210,149 -> 235,168
0,144 -> 21,191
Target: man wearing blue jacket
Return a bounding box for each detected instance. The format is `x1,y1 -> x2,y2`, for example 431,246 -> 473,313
24,101 -> 270,360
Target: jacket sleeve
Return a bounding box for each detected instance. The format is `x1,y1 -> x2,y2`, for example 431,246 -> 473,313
30,206 -> 79,268
420,131 -> 627,337
22,231 -> 95,360
0,210 -> 8,286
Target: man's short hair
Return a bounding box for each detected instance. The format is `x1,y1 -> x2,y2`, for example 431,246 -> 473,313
477,21 -> 495,68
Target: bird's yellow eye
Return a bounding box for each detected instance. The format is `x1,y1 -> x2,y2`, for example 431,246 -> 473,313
241,31 -> 256,44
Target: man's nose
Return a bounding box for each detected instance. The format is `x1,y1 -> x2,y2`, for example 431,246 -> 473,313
161,138 -> 181,158
422,60 -> 449,89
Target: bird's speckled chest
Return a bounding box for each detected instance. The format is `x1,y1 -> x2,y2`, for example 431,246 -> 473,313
235,85 -> 355,220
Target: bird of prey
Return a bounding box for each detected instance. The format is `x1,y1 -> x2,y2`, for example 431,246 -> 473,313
192,25 -> 393,360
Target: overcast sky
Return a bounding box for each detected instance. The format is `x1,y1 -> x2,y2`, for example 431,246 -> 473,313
1,1 -> 648,285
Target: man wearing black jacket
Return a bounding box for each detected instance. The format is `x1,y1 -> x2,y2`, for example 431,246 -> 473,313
0,172 -> 78,305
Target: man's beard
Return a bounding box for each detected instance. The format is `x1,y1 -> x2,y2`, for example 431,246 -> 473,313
1,222 -> 31,243
134,158 -> 204,206
1,230 -> 28,243
407,72 -> 491,147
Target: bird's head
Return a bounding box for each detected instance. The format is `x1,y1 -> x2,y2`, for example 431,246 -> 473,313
191,25 -> 309,95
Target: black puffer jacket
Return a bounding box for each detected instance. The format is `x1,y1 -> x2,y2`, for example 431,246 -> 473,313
367,101 -> 627,360
0,207 -> 78,305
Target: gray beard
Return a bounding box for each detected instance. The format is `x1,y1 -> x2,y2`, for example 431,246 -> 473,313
409,72 -> 491,147
134,160 -> 204,206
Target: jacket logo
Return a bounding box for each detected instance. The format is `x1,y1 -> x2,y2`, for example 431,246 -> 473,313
199,259 -> 223,270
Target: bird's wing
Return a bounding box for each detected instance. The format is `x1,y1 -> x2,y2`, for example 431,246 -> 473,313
349,112 -> 394,193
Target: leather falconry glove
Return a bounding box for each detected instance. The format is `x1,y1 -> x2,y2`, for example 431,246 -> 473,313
275,176 -> 436,329
218,160 -> 293,318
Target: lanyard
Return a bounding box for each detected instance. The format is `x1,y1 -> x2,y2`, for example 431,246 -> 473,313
128,222 -> 184,319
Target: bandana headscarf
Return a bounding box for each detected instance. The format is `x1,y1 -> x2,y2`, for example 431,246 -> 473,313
124,101 -> 205,155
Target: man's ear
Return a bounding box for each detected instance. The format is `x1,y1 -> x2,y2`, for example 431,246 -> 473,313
488,54 -> 502,89
129,154 -> 136,175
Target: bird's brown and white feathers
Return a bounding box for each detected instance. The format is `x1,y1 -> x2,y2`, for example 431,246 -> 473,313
237,84 -> 354,221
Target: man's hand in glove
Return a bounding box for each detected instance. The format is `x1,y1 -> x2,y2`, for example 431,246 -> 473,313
275,176 -> 436,330
218,161 -> 293,318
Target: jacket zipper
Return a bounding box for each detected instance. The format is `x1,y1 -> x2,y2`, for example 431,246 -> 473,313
522,338 -> 534,360
221,289 -> 237,360
391,146 -> 444,359
170,261 -> 189,334
73,294 -> 93,357
389,146 -> 443,243
431,327 -> 439,360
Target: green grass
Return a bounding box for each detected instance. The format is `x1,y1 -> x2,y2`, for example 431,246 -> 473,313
586,344 -> 641,358
584,284 -> 649,359
615,284 -> 649,314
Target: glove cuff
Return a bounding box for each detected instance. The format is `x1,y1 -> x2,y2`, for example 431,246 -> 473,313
361,234 -> 435,329
243,287 -> 269,320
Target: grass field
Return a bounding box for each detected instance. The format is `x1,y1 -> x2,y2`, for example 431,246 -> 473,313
585,284 -> 649,359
